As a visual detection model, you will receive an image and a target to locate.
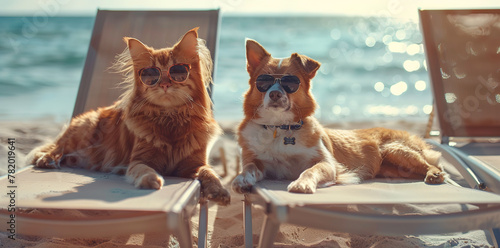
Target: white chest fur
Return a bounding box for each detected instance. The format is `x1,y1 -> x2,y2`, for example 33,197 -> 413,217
240,121 -> 320,180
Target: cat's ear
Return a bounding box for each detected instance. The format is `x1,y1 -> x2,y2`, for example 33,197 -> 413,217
175,27 -> 199,58
124,37 -> 151,62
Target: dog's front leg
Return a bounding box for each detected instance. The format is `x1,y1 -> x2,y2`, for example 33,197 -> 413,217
288,161 -> 335,194
232,162 -> 264,194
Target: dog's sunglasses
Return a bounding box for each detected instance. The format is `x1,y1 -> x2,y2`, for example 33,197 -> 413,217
138,63 -> 191,86
255,74 -> 301,93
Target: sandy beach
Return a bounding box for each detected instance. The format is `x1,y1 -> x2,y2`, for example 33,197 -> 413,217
0,118 -> 495,247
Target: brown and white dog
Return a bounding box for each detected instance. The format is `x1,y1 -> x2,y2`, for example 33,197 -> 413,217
232,39 -> 445,194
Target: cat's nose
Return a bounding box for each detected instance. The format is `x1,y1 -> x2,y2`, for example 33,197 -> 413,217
159,82 -> 172,92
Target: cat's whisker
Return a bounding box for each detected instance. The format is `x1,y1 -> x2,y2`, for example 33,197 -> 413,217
179,92 -> 195,109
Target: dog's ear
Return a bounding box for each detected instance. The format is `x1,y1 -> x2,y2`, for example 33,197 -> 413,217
292,53 -> 321,78
246,39 -> 270,75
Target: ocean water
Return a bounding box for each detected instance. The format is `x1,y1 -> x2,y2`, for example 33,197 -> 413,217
0,15 -> 432,123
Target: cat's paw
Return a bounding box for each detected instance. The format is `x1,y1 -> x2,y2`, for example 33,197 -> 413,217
34,153 -> 59,169
231,173 -> 256,194
287,178 -> 317,194
425,168 -> 445,184
136,173 -> 164,190
202,183 -> 231,206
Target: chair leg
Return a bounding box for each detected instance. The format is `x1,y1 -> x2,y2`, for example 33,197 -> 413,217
490,228 -> 500,247
257,215 -> 280,248
198,202 -> 208,248
244,197 -> 253,248
175,216 -> 194,248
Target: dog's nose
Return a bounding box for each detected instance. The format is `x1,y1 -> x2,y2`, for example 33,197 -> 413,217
269,90 -> 282,102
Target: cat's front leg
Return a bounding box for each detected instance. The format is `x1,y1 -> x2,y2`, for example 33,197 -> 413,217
126,162 -> 164,190
197,166 -> 231,206
176,153 -> 230,205
30,143 -> 60,169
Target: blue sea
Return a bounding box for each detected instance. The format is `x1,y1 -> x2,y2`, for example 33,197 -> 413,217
0,15 -> 432,123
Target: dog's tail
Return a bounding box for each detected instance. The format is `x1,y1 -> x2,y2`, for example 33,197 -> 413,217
336,168 -> 362,185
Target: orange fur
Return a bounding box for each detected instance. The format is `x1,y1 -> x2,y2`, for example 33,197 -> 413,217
29,28 -> 230,205
232,40 -> 445,194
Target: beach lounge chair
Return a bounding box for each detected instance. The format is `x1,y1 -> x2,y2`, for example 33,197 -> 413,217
0,9 -> 220,247
420,8 -> 500,245
240,9 -> 500,248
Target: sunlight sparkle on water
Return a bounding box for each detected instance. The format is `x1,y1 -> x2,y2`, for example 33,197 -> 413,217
331,105 -> 350,116
415,80 -> 427,91
382,34 -> 392,45
406,44 -> 421,56
403,60 -> 421,72
374,82 -> 385,92
365,105 -> 419,117
382,52 -> 393,63
395,29 -> 406,40
365,36 -> 376,47
388,42 -> 406,53
332,105 -> 342,115
390,81 -> 407,96
423,105 -> 433,115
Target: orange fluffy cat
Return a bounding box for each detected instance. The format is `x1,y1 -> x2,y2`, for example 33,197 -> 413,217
29,28 -> 230,205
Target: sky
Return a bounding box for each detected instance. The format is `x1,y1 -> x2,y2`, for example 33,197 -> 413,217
2,0 -> 500,21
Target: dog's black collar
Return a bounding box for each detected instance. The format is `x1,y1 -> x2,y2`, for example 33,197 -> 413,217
262,120 -> 303,130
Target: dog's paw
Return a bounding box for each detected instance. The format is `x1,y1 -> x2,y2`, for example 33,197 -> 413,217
231,174 -> 256,194
425,168 -> 445,184
34,153 -> 59,169
136,173 -> 164,190
202,184 -> 231,206
287,179 -> 317,194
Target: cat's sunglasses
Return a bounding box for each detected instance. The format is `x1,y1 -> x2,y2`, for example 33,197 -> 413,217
138,63 -> 191,86
255,74 -> 301,93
